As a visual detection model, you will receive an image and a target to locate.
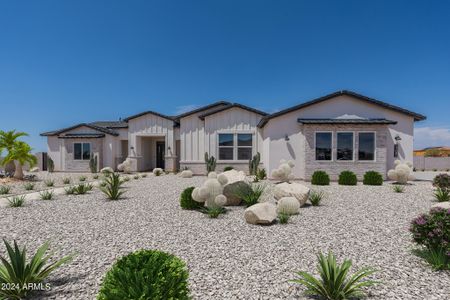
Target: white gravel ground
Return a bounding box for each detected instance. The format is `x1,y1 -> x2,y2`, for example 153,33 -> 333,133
0,175 -> 449,300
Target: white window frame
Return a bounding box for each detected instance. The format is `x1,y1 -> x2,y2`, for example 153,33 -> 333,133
314,131 -> 333,162
217,131 -> 255,162
357,131 -> 377,162
73,142 -> 91,161
336,131 -> 355,162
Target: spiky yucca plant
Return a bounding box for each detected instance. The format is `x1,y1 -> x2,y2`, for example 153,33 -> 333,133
23,182 -> 34,191
73,183 -> 93,195
8,195 -> 26,207
291,252 -> 378,300
0,240 -> 73,299
100,173 -> 125,200
0,186 -> 11,195
62,177 -> 71,184
44,179 -> 54,187
39,190 -> 53,200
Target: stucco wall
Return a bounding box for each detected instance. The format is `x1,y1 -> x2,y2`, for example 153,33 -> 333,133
63,139 -> 102,172
47,136 -> 62,171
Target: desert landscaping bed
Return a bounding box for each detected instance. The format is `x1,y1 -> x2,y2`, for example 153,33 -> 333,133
0,175 -> 449,299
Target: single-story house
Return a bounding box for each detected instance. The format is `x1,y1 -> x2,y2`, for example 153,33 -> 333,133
41,90 -> 426,179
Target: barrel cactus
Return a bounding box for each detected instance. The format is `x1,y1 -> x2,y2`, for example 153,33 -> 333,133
277,197 -> 300,215
271,159 -> 295,182
192,172 -> 228,208
387,160 -> 414,184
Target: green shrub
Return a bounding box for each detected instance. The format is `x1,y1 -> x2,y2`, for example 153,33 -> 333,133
233,183 -> 265,207
363,171 -> 383,186
100,173 -> 125,200
74,183 -> 92,195
291,252 -> 378,299
180,186 -> 204,210
223,166 -> 234,171
65,186 -> 76,195
278,213 -> 290,224
62,177 -> 71,184
0,186 -> 10,195
97,249 -> 190,300
44,179 -> 54,187
79,175 -> 87,182
433,173 -> 450,190
39,190 -> 54,200
412,247 -> 450,271
0,240 -> 73,299
23,182 -> 34,190
338,171 -> 357,186
311,171 -> 330,185
309,190 -> 324,206
392,184 -> 405,193
8,195 -> 25,207
434,188 -> 450,202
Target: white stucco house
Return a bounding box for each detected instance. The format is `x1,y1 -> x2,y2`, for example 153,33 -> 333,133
41,90 -> 425,179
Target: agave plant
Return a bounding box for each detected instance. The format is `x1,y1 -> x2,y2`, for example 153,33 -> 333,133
73,183 -> 93,195
0,186 -> 11,195
8,195 -> 26,207
23,182 -> 35,191
433,187 -> 450,202
39,190 -> 53,200
234,183 -> 265,207
44,179 -> 54,187
100,173 -> 125,200
392,184 -> 405,193
291,252 -> 378,300
0,240 -> 73,299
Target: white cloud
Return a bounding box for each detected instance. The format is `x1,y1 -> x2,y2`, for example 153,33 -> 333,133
414,127 -> 450,149
174,104 -> 199,115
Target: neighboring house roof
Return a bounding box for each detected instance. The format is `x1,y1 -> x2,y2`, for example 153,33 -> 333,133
198,103 -> 268,120
174,101 -> 231,120
58,133 -> 106,138
40,123 -> 119,136
297,118 -> 398,125
123,110 -> 175,122
257,90 -> 426,128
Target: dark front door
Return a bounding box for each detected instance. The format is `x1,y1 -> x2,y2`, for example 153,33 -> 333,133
156,141 -> 165,169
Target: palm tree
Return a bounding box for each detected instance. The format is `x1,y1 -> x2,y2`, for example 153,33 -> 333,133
0,130 -> 29,175
2,141 -> 37,179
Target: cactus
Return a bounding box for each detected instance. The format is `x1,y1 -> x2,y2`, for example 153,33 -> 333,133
277,197 -> 300,215
387,160 -> 414,184
248,152 -> 261,175
271,159 -> 295,182
89,154 -> 98,173
204,152 -> 216,173
47,157 -> 54,173
192,172 -> 228,208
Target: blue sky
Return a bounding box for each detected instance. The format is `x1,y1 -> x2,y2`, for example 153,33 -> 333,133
1,0 -> 449,151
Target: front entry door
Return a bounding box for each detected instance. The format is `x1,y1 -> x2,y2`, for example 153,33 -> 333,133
156,141 -> 165,169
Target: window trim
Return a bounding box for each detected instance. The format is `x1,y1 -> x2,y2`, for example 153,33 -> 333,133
314,131 -> 333,162
336,131 -> 355,162
217,131 -> 255,162
357,131 -> 377,162
73,142 -> 91,161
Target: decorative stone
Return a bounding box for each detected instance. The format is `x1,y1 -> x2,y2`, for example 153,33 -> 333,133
221,169 -> 246,184
273,182 -> 310,206
223,181 -> 251,206
431,202 -> 450,210
30,167 -> 39,172
117,158 -> 132,173
244,202 -> 277,225
100,167 -> 114,174
277,197 -> 300,215
179,170 -> 193,178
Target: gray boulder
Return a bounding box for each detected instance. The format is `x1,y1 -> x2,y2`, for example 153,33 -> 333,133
223,181 -> 251,206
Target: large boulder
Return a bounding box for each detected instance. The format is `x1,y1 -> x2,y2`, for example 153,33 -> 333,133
223,181 -> 251,206
244,202 -> 277,225
179,170 -> 193,178
221,169 -> 246,184
273,182 -> 310,206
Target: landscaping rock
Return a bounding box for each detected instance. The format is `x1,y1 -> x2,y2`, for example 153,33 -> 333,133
222,181 -> 251,206
30,167 -> 39,172
273,182 -> 310,206
431,201 -> 450,210
221,169 -> 246,184
276,196 -> 300,215
100,167 -> 114,174
244,202 -> 277,225
179,170 -> 193,178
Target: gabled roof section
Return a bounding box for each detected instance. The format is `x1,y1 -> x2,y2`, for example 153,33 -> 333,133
174,101 -> 232,120
297,118 -> 397,125
58,133 -> 106,138
123,111 -> 175,122
258,90 -> 426,128
90,121 -> 128,128
198,103 -> 268,120
40,123 -> 119,136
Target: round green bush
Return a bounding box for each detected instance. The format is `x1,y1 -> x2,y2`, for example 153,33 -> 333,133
180,186 -> 204,210
311,171 -> 330,185
338,171 -> 357,186
97,250 -> 190,300
223,166 -> 234,171
363,171 -> 383,186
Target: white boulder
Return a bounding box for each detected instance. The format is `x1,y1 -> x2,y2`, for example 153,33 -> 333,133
153,168 -> 163,176
244,202 -> 277,225
100,167 -> 114,174
221,169 -> 246,184
179,170 -> 193,178
117,158 -> 132,174
431,202 -> 450,210
273,182 -> 310,206
277,196 -> 300,215
30,167 -> 39,172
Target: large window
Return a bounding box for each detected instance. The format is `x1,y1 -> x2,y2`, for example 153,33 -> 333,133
315,132 -> 332,161
74,143 -> 91,160
218,133 -> 253,160
337,132 -> 354,161
358,132 -> 375,161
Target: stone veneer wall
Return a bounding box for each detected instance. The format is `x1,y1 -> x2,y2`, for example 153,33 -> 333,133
303,124 -> 389,180
64,139 -> 103,172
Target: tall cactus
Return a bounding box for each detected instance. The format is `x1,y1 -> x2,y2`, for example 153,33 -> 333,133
249,152 -> 260,175
89,154 -> 98,173
204,152 -> 216,173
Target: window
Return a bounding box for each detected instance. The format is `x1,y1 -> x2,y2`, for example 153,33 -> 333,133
218,133 -> 253,160
74,143 -> 91,160
218,134 -> 234,160
315,132 -> 332,161
337,132 -> 354,161
358,132 -> 375,161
